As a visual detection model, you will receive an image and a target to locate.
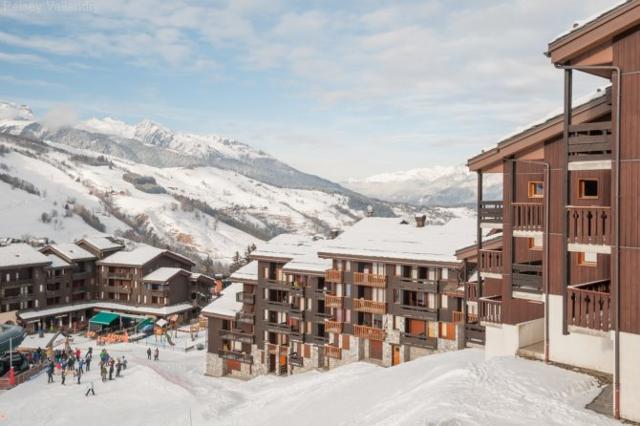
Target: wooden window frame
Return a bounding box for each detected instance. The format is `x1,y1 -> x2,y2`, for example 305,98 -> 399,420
528,181 -> 544,199
528,236 -> 543,251
577,252 -> 598,267
577,178 -> 599,200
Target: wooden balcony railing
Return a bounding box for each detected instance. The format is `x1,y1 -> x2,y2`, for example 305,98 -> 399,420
395,277 -> 439,293
567,206 -> 611,246
479,200 -> 504,224
235,311 -> 255,324
467,313 -> 479,323
324,319 -> 343,334
218,329 -> 255,344
479,249 -> 503,275
513,202 -> 544,231
324,344 -> 341,360
218,349 -> 253,364
567,280 -> 611,331
512,263 -> 543,292
452,310 -> 464,323
466,282 -> 478,301
480,296 -> 502,323
324,269 -> 343,283
400,333 -> 437,349
352,272 -> 387,288
236,292 -> 255,305
324,294 -> 343,309
567,121 -> 612,161
352,298 -> 386,315
353,324 -> 386,341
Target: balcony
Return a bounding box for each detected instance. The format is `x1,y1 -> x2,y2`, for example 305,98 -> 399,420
324,344 -> 341,360
218,329 -> 255,344
513,202 -> 544,232
218,349 -> 253,364
324,269 -> 343,283
567,280 -> 611,331
288,304 -> 304,318
394,303 -> 437,320
324,319 -> 343,334
289,282 -> 305,295
394,277 -> 439,293
567,121 -> 612,162
290,329 -> 305,341
236,292 -> 255,305
324,294 -> 343,309
265,299 -> 290,312
452,311 -> 464,323
264,279 -> 290,290
512,263 -> 542,293
353,324 -> 386,341
352,272 -> 387,288
235,311 -> 255,324
310,334 -> 327,345
352,298 -> 386,315
479,249 -> 503,275
400,333 -> 437,349
105,285 -> 132,295
480,296 -> 502,324
479,200 -> 504,224
466,282 -> 478,301
264,321 -> 291,334
314,310 -> 332,322
567,206 -> 611,246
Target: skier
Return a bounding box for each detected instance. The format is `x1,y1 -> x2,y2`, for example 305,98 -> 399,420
85,381 -> 95,397
100,363 -> 107,383
47,360 -> 55,383
147,347 -> 152,360
122,356 -> 127,370
85,352 -> 92,372
61,367 -> 66,385
76,364 -> 82,384
154,348 -> 159,361
115,358 -> 122,377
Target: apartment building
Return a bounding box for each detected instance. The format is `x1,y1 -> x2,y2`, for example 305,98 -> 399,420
206,214 -> 476,378
0,238 -> 213,331
463,1 -> 640,421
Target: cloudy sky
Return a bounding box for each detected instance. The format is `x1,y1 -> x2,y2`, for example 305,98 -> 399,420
0,0 -> 614,180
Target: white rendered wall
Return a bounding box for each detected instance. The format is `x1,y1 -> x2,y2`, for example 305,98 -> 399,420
484,319 -> 544,359
548,295 -> 613,374
620,331 -> 640,423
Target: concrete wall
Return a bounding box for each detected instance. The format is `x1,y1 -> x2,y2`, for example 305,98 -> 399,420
547,295 -> 613,374
620,331 -> 640,423
484,318 -> 543,359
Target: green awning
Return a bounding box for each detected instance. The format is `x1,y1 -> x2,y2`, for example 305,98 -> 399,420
89,311 -> 120,326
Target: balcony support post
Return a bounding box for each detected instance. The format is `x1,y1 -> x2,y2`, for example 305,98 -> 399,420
476,171 -> 483,318
562,68 -> 572,337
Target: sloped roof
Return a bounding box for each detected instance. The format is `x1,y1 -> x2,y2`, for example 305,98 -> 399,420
44,243 -> 96,262
0,243 -> 50,269
78,236 -> 124,252
230,261 -> 258,282
251,234 -> 318,261
142,267 -> 188,283
201,283 -> 242,318
98,245 -> 194,267
318,213 -> 476,264
45,254 -> 71,269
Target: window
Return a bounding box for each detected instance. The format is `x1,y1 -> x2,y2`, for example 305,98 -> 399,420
528,181 -> 544,198
578,179 -> 599,199
442,268 -> 449,280
529,235 -> 543,250
578,252 -> 598,267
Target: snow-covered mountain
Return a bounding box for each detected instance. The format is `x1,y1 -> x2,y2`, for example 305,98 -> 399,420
344,165 -> 502,207
0,100 -> 464,269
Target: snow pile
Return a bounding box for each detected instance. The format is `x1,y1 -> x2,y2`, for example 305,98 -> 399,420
0,346 -> 615,425
551,1 -> 631,43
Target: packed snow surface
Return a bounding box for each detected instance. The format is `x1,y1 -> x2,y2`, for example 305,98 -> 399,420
0,345 -> 615,426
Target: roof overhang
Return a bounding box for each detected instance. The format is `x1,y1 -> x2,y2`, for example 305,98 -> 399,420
547,0 -> 640,65
467,92 -> 611,172
317,251 -> 462,268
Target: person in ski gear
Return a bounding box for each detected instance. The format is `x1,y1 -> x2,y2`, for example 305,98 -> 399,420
47,360 -> 55,383
61,368 -> 66,385
147,348 -> 152,360
85,381 -> 95,397
154,348 -> 159,361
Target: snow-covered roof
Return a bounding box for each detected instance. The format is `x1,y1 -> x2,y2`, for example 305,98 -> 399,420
18,301 -> 194,321
283,252 -> 332,274
251,233 -> 320,261
78,236 -> 123,252
143,267 -> 188,283
44,243 -> 96,261
45,254 -> 70,269
230,261 -> 258,282
98,245 -> 193,267
201,283 -> 243,318
319,213 -> 476,264
0,243 -> 50,269
550,1 -> 630,44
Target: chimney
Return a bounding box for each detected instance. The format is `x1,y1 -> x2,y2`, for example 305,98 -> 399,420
415,214 -> 426,228
329,228 -> 341,239
366,205 -> 374,217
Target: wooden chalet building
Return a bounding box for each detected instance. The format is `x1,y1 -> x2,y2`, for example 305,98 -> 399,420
463,1 -> 640,421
